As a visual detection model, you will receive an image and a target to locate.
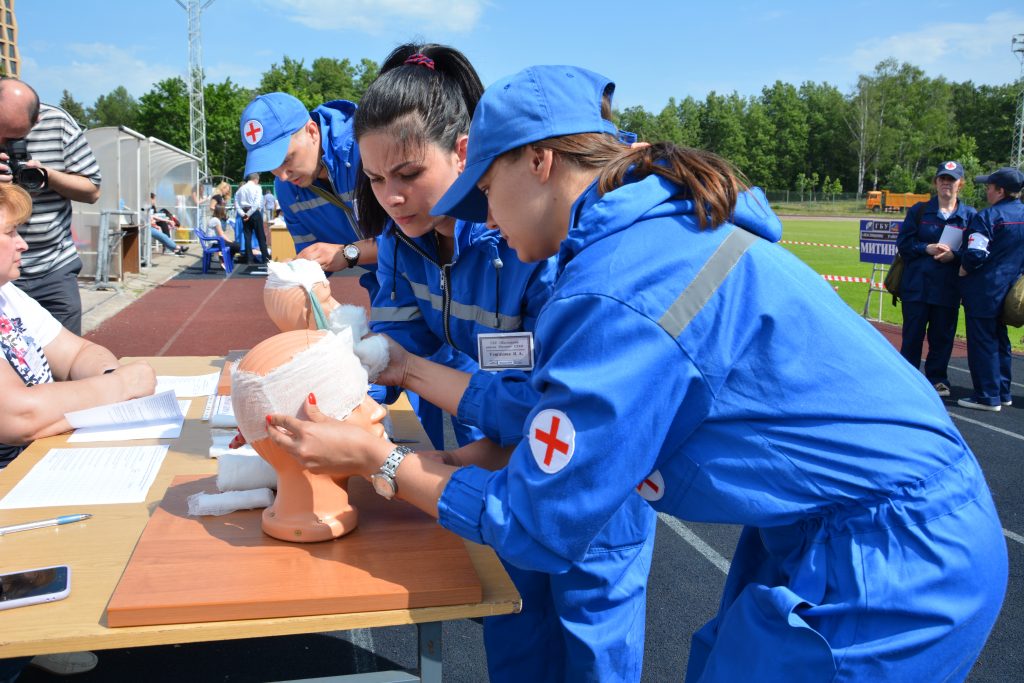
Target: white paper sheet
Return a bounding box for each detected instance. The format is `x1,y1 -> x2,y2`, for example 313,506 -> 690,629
65,390 -> 183,428
155,372 -> 219,398
208,428 -> 258,458
0,446 -> 168,509
66,398 -> 190,443
938,224 -> 964,251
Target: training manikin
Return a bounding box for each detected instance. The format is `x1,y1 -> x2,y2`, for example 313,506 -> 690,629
231,266 -> 388,542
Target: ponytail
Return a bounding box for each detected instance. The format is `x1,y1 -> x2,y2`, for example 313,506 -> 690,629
353,43 -> 484,237
526,134 -> 744,230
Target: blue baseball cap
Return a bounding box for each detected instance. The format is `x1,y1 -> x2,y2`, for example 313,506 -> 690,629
974,166 -> 1024,193
240,93 -> 311,176
432,66 -> 619,223
935,160 -> 964,180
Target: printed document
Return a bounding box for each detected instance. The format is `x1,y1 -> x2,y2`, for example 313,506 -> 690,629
155,372 -> 219,398
0,445 -> 168,509
64,391 -> 188,442
938,225 -> 964,251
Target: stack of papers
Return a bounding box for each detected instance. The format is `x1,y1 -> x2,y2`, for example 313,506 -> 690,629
65,390 -> 188,442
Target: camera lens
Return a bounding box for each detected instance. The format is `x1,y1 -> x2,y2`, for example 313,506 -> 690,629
15,168 -> 46,192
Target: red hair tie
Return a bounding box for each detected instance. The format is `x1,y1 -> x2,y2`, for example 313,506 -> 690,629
404,53 -> 435,70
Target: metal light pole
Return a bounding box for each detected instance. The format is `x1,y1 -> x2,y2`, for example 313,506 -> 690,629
1010,34 -> 1024,169
176,0 -> 215,233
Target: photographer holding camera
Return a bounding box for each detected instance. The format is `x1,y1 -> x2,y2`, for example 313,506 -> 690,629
0,78 -> 101,335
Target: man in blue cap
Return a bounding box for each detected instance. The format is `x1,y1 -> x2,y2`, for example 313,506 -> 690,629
239,93 -> 378,299
958,166 -> 1024,410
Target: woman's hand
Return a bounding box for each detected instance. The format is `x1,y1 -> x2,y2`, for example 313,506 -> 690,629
111,361 -> 157,400
373,335 -> 413,388
266,396 -> 389,476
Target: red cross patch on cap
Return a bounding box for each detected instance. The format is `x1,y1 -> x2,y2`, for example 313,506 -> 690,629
945,161 -> 957,170
243,119 -> 264,146
636,470 -> 665,501
529,409 -> 575,474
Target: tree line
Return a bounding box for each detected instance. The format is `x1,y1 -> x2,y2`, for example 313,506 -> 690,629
58,55 -> 1017,204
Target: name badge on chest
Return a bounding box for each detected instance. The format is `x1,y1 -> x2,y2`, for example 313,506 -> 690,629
477,332 -> 534,371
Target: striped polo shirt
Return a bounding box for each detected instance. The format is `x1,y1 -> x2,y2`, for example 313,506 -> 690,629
16,104 -> 102,279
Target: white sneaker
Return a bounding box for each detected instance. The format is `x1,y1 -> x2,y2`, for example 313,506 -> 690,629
1002,399 -> 1013,407
30,652 -> 98,675
933,382 -> 950,397
957,397 -> 1001,412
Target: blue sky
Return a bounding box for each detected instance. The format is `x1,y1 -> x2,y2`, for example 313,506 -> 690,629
17,1 -> 1024,112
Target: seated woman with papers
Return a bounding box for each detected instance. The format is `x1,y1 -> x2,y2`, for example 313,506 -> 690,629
0,184 -> 157,468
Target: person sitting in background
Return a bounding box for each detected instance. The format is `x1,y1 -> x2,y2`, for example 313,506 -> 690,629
147,211 -> 189,256
895,161 -> 975,397
957,166 -> 1024,411
0,182 -> 157,681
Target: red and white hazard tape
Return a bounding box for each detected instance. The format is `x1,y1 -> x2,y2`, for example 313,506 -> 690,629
780,240 -> 858,250
821,273 -> 886,289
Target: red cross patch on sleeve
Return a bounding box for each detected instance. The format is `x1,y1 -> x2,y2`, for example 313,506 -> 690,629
528,409 -> 575,474
636,470 -> 665,502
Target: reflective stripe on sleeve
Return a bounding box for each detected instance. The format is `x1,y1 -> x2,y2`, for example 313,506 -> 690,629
371,306 -> 423,322
406,280 -> 523,331
658,228 -> 758,338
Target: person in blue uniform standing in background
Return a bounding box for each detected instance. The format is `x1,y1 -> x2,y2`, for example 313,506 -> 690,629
896,160 -> 975,397
239,93 -> 378,300
267,65 -> 1007,682
349,44 -> 657,682
957,166 -> 1024,411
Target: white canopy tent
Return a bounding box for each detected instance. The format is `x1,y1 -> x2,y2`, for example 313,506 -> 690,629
71,126 -> 200,281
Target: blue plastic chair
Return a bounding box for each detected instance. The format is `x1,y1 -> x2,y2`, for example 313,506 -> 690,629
194,225 -> 234,274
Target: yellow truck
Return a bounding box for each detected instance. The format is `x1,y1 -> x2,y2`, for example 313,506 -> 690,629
866,190 -> 931,213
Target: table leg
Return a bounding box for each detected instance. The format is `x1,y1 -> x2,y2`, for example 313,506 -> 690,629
418,621 -> 442,683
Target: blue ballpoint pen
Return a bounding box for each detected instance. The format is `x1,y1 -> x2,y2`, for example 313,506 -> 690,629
0,513 -> 92,536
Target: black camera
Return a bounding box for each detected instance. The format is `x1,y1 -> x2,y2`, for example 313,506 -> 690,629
3,139 -> 48,192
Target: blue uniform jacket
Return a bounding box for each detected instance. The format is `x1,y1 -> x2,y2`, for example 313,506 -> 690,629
896,196 -> 975,307
439,177 -> 987,569
960,197 -> 1024,318
274,99 -> 378,297
369,220 -> 556,445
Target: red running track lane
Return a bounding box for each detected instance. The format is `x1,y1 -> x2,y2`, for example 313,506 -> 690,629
85,275 -> 370,357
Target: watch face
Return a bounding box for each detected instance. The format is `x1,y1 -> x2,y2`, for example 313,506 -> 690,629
343,245 -> 359,259
371,473 -> 396,499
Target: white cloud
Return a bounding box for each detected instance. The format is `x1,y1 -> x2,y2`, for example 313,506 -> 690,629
271,0 -> 485,34
843,10 -> 1024,83
21,43 -> 180,107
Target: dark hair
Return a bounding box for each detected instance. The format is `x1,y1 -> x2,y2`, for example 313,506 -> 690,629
353,43 -> 483,236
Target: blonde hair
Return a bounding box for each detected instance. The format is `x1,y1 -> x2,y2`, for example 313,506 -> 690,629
0,183 -> 33,225
216,181 -> 232,199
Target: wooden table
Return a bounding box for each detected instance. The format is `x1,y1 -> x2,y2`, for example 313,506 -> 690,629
0,356 -> 520,681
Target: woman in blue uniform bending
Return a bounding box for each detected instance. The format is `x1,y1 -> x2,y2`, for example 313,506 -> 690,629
269,66 -> 1007,681
896,161 -> 975,397
351,46 -> 656,682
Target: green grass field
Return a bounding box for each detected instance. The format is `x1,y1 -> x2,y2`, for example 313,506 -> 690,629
779,217 -> 1024,353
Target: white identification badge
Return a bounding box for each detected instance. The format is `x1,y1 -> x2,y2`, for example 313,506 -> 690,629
477,332 -> 534,371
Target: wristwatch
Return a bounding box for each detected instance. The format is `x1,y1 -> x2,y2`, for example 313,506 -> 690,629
342,243 -> 360,268
370,445 -> 413,500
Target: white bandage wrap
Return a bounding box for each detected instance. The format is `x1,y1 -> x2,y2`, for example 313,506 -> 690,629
265,259 -> 328,292
217,453 -> 278,491
187,488 -> 275,516
232,328 -> 369,444
329,304 -> 390,381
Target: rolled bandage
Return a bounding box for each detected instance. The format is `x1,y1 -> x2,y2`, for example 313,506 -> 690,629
217,453 -> 278,491
329,304 -> 390,381
187,488 -> 275,516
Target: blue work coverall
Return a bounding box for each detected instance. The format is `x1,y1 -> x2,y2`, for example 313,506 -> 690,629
371,219 -> 658,682
440,178 -> 1007,681
273,99 -> 379,300
960,196 -> 1024,405
896,196 -> 975,385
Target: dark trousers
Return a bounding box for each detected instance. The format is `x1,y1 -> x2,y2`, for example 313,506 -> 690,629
900,301 -> 958,383
15,257 -> 83,335
240,212 -> 269,264
964,315 -> 1012,405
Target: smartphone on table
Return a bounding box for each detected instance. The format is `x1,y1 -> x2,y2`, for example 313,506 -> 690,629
0,565 -> 71,610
